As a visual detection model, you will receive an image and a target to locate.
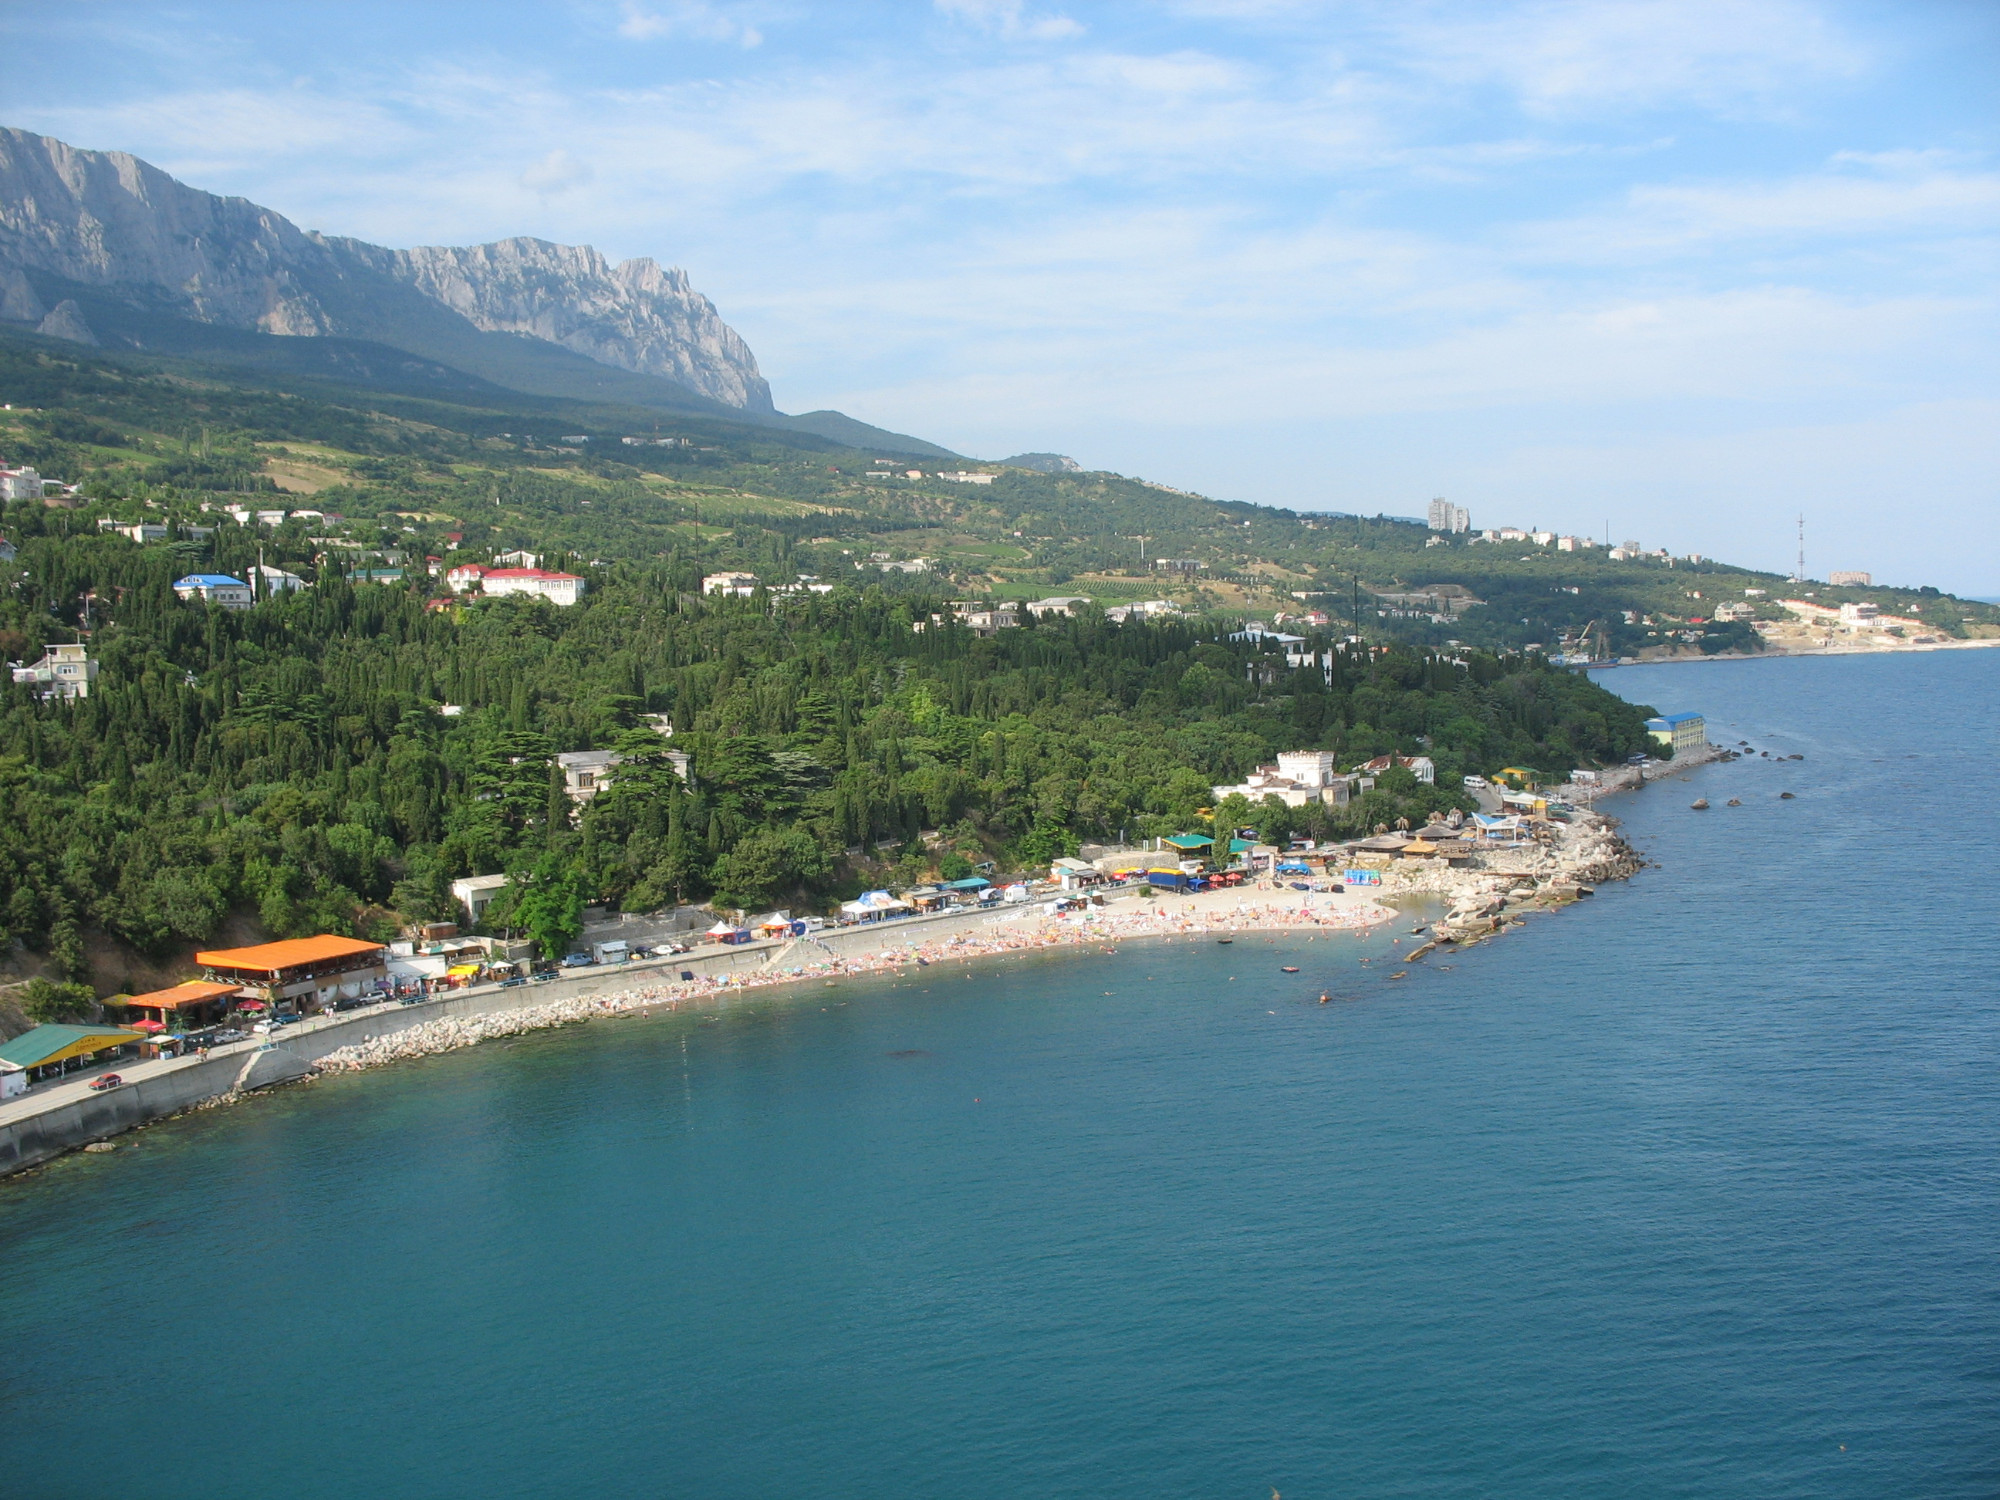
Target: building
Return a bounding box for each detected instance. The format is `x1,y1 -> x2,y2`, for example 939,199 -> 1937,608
1531,531 -> 1555,546
1644,711 -> 1706,755
12,642 -> 98,699
1276,750 -> 1338,787
1839,602 -> 1881,627
936,471 -> 997,485
1026,596 -> 1092,618
450,873 -> 512,924
196,935 -> 389,1012
950,601 -> 1020,635
1211,748 -> 1352,809
174,573 -> 254,609
482,568 -> 585,605
1353,754 -> 1436,785
1367,584 -> 1484,619
494,550 -> 540,568
1556,535 -> 1585,552
1829,570 -> 1871,586
703,571 -> 759,597
1154,558 -> 1208,574
1103,599 -> 1182,623
557,749 -> 621,802
121,980 -> 240,1032
99,520 -> 169,543
446,563 -> 488,591
1426,497 -> 1471,533
0,1023 -> 147,1080
253,564 -> 307,594
1712,601 -> 1755,622
0,466 -> 44,500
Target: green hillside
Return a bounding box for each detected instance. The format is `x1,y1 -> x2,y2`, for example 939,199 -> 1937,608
0,328 -> 1696,995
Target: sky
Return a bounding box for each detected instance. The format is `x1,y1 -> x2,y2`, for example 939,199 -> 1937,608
4,0 -> 1997,591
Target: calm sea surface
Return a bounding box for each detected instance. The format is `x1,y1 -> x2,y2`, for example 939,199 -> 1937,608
3,650 -> 1998,1499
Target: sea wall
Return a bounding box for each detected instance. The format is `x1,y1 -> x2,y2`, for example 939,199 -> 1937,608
0,902 -> 1065,1178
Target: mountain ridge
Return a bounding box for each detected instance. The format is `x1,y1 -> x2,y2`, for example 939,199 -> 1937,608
0,126 -> 952,457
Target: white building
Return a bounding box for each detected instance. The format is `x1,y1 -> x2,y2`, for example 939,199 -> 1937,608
253,564 -> 307,594
451,873 -> 511,924
174,573 -> 254,609
1104,599 -> 1182,623
1531,531 -> 1555,546
1556,535 -> 1585,552
482,568 -> 586,605
98,520 -> 169,543
703,571 -> 759,597
1426,497 -> 1470,533
1829,570 -> 1872,586
937,471 -> 998,485
494,550 -> 540,568
0,467 -> 44,501
11,642 -> 97,700
446,563 -> 488,591
1026,596 -> 1092,618
557,750 -> 621,802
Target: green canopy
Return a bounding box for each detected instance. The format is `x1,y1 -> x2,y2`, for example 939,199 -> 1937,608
0,1023 -> 147,1071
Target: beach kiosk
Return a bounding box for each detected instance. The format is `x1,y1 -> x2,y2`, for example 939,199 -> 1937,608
196,935 -> 389,1015
120,980 -> 240,1033
0,1023 -> 149,1083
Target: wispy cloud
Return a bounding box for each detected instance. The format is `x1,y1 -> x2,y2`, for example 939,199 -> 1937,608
934,0 -> 1084,43
616,1 -> 764,48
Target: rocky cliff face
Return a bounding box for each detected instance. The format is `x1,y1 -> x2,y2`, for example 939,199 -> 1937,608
0,128 -> 771,410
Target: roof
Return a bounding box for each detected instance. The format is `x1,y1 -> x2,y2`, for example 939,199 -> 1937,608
1646,711 -> 1704,726
1163,833 -> 1215,850
0,1023 -> 147,1070
175,574 -> 247,587
196,935 -> 386,974
940,877 -> 991,889
123,980 -> 239,1010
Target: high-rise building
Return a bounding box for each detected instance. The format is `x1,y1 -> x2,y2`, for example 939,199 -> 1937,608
1829,570 -> 1871,586
1427,497 -> 1470,533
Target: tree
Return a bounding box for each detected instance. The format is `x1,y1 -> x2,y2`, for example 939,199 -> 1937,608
22,977 -> 96,1023
510,853 -> 585,959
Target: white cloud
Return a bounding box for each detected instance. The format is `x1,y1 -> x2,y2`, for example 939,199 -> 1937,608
935,0 -> 1084,42
616,1 -> 763,48
1394,0 -> 1867,118
519,148 -> 594,195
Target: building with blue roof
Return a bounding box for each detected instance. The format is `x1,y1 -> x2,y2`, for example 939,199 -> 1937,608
173,574 -> 253,610
1644,711 -> 1706,755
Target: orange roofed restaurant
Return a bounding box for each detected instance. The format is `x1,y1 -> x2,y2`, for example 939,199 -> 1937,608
195,936 -> 389,1015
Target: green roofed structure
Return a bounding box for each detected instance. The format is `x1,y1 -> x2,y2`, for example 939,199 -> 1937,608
1162,834 -> 1213,851
0,1023 -> 147,1075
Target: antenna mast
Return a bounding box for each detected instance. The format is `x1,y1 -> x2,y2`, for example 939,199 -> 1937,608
1794,513 -> 1805,583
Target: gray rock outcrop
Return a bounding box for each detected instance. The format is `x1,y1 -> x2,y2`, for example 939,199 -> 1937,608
0,127 -> 770,409
34,297 -> 96,344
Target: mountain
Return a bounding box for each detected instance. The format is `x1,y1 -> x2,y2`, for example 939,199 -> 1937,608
0,126 -> 951,456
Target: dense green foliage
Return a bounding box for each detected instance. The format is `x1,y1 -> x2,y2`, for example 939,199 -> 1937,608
0,506 -> 1659,970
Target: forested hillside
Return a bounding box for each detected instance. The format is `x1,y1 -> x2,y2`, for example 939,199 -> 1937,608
0,326 -> 1745,988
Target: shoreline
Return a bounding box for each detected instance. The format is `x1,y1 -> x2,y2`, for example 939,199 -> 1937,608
1589,636 -> 2000,670
3,808 -> 1649,1176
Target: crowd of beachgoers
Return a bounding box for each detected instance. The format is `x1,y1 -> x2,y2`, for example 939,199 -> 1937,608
313,890 -> 1401,1074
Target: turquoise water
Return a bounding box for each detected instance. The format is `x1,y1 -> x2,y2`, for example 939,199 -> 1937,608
4,650 -> 1998,1498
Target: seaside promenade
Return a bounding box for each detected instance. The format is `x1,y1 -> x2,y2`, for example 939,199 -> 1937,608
0,886 -> 1399,1177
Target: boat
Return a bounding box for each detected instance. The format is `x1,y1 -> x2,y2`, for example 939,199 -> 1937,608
1217,937 -> 1232,945
1281,966 -> 1299,973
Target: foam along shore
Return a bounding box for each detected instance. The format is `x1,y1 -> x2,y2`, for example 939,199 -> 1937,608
313,890 -> 1403,1073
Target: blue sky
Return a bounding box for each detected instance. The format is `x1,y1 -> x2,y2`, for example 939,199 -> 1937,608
6,1 -> 1997,590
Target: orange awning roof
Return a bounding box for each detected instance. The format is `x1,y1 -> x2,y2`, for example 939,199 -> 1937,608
196,935 -> 386,974
124,980 -> 241,1010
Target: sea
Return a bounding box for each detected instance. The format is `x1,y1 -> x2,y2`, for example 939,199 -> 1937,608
2,649 -> 1997,1499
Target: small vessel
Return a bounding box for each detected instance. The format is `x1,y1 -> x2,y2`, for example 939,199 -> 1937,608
1691,798 -> 1710,809
1282,966 -> 1300,973
1780,791 -> 1796,799
1217,937 -> 1233,945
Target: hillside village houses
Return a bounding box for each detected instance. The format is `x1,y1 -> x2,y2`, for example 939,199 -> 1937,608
447,563 -> 586,604
1103,599 -> 1183,623
0,465 -> 44,500
703,570 -> 759,597
11,641 -> 97,699
1211,749 -> 1437,811
173,573 -> 254,609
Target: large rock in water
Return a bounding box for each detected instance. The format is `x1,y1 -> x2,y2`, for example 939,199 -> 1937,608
0,127 -> 771,410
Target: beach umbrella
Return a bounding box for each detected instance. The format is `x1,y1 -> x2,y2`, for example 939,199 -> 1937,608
238,1000 -> 267,1012
129,1018 -> 166,1033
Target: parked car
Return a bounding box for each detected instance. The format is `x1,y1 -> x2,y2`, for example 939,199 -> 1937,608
500,974 -> 529,988
89,1073 -> 124,1092
213,1028 -> 248,1043
560,952 -> 594,968
651,942 -> 692,957
1463,775 -> 1489,789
